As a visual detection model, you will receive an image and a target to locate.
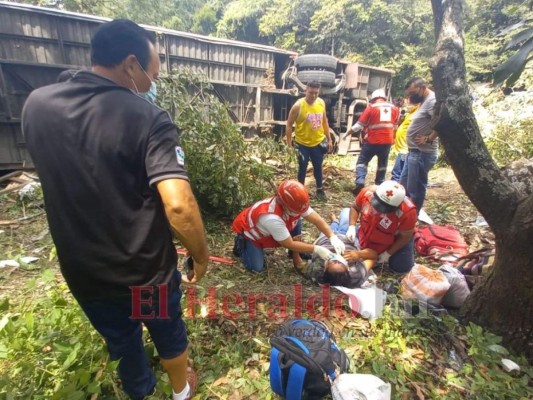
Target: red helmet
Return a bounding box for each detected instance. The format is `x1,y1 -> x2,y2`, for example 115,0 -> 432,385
276,180 -> 310,215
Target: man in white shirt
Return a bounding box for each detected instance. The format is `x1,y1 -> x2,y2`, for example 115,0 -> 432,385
232,180 -> 345,272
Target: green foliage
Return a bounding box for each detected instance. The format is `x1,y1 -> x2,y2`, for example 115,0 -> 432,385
486,119 -> 533,166
18,0 -> 209,31
1,259 -> 532,398
337,302 -> 533,400
259,0 -> 321,52
494,24 -> 533,87
191,4 -> 218,35
0,272 -> 119,398
216,0 -> 271,43
464,28 -> 501,82
156,68 -> 291,217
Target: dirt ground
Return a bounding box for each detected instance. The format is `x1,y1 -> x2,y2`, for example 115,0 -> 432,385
0,154 -> 494,320
0,155 -> 502,399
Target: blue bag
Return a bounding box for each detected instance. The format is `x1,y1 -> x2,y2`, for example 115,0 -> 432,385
269,319 -> 349,399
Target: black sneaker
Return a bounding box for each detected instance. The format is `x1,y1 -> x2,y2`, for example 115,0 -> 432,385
351,183 -> 365,196
315,189 -> 328,201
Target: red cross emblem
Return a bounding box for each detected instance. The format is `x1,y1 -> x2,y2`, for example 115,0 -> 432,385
386,190 -> 394,197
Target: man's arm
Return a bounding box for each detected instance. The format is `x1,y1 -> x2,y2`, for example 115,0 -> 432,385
385,230 -> 413,256
156,179 -> 209,283
344,107 -> 370,138
344,248 -> 377,262
278,237 -> 316,253
304,211 -> 335,238
322,106 -> 333,151
414,129 -> 438,145
304,211 -> 345,254
285,103 -> 300,146
348,202 -> 360,226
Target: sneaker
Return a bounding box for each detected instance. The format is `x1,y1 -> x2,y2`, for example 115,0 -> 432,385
351,183 -> 365,196
177,367 -> 198,400
184,367 -> 198,400
315,189 -> 328,201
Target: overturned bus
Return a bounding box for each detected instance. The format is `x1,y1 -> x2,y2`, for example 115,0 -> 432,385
0,1 -> 393,170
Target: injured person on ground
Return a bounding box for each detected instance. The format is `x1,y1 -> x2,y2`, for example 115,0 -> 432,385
296,208 -> 378,288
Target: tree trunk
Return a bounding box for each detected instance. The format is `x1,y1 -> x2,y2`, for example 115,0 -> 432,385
430,0 -> 533,359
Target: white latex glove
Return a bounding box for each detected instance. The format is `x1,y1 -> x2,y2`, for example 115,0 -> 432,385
346,225 -> 357,242
313,245 -> 334,261
378,251 -> 391,263
329,234 -> 345,255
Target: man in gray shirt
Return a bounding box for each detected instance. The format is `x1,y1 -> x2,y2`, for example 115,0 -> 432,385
400,77 -> 438,212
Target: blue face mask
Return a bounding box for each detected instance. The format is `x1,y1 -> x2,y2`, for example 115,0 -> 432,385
141,81 -> 157,104
133,60 -> 157,104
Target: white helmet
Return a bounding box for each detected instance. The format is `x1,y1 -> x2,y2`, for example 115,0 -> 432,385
371,181 -> 406,213
370,88 -> 387,102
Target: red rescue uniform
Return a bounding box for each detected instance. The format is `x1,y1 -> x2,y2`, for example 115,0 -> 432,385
357,101 -> 399,145
232,197 -> 300,249
355,188 -> 417,253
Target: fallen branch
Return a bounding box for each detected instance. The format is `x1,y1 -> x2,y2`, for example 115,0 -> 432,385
0,211 -> 44,226
0,171 -> 22,184
0,183 -> 28,196
18,211 -> 45,222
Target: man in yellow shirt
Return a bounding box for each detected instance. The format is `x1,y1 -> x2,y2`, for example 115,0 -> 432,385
286,80 -> 333,200
391,99 -> 420,181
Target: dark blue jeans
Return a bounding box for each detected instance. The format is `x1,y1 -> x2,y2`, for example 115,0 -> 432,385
388,237 -> 415,273
391,153 -> 407,182
77,271 -> 187,400
296,142 -> 325,189
239,219 -> 302,272
400,149 -> 438,212
355,143 -> 391,185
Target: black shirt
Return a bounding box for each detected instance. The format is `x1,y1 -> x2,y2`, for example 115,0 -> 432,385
22,71 -> 188,300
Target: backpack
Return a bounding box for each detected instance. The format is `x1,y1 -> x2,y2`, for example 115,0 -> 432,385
270,319 -> 349,400
414,224 -> 468,262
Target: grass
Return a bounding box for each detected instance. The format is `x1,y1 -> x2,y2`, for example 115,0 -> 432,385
1,157 -> 532,399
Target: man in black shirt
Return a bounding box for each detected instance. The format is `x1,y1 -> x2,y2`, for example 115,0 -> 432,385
22,20 -> 208,400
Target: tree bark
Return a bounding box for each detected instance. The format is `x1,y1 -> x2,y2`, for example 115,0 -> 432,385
430,0 -> 533,360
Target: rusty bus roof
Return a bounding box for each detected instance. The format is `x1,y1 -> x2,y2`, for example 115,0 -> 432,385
0,0 -> 297,56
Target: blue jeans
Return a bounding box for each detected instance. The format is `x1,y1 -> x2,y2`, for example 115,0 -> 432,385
77,271 -> 187,400
296,142 -> 325,189
330,207 -> 351,234
388,237 -> 414,273
391,153 -> 407,182
400,149 -> 437,212
355,143 -> 391,185
241,219 -> 302,272
331,208 -> 414,273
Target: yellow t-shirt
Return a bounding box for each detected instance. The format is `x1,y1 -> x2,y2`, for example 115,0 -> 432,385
294,97 -> 326,147
393,104 -> 420,154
